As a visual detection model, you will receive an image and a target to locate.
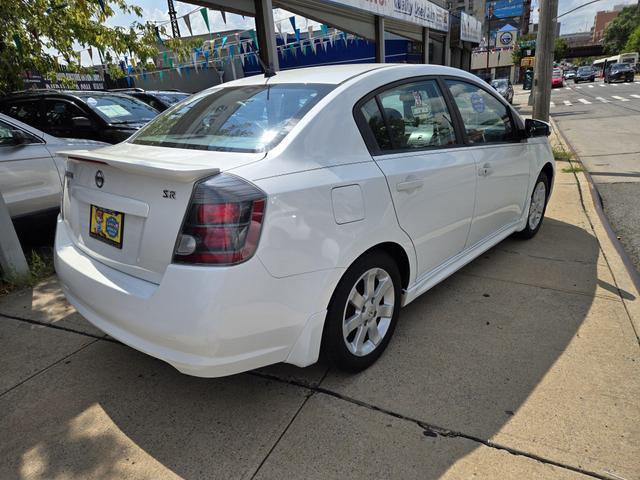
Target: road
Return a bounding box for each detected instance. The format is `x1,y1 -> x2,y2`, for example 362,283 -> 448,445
549,77 -> 640,272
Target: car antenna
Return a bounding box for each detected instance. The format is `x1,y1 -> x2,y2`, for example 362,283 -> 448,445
254,54 -> 277,78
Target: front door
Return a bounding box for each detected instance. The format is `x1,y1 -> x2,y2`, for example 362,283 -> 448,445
445,79 -> 531,247
356,78 -> 477,278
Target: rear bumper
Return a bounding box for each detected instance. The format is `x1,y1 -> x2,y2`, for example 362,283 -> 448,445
54,217 -> 337,377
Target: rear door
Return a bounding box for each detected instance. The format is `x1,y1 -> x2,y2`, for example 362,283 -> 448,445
0,118 -> 61,217
444,79 -> 531,247
355,77 -> 477,279
43,98 -> 96,140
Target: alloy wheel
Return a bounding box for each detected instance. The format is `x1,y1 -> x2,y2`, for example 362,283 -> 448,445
528,181 -> 547,230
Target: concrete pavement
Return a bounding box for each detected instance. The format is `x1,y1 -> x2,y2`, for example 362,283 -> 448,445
1,120 -> 639,479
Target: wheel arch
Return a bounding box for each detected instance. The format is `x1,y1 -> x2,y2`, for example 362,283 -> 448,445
541,162 -> 554,197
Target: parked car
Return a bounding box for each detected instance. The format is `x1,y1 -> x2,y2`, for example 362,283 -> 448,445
551,69 -> 564,88
574,66 -> 596,83
54,64 -> 555,377
0,90 -> 159,144
563,70 -> 576,81
604,63 -> 635,83
0,113 -> 105,219
490,78 -> 514,103
110,88 -> 191,112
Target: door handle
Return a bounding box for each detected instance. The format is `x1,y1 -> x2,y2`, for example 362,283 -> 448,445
478,162 -> 493,177
396,178 -> 424,192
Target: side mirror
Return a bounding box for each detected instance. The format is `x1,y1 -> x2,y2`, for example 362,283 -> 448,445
524,118 -> 550,138
72,116 -> 92,128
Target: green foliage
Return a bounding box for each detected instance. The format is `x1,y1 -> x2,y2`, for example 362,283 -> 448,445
511,34 -> 537,65
0,0 -> 162,91
553,38 -> 568,62
625,25 -> 640,54
603,5 -> 640,54
0,250 -> 54,295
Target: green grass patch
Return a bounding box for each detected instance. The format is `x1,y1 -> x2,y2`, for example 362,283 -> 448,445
553,148 -> 573,161
0,250 -> 55,296
561,165 -> 584,173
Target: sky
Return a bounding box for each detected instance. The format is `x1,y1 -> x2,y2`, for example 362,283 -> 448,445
74,0 -> 637,64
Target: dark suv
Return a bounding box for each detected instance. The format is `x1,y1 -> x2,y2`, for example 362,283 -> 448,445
604,63 -> 635,83
0,90 -> 159,144
110,88 -> 190,112
574,66 -> 595,83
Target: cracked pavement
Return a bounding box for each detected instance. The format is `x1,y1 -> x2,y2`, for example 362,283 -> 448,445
1,123 -> 639,479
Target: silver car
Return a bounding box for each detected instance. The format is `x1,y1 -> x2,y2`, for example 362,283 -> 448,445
0,113 -> 105,219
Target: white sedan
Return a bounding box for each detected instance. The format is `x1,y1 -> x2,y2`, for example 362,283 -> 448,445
54,64 -> 554,377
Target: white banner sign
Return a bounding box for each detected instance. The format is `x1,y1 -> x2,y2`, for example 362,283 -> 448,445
460,11 -> 482,43
326,0 -> 450,32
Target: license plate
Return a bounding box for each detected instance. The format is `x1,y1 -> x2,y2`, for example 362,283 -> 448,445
89,205 -> 124,249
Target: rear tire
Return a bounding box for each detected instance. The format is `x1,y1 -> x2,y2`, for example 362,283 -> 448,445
516,171 -> 550,240
322,251 -> 402,373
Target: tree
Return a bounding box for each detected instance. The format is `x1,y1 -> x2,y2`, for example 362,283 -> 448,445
553,38 -> 568,62
0,0 -> 162,92
625,25 -> 640,54
603,5 -> 640,54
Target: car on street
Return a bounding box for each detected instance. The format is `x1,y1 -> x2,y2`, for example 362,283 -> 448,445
110,88 -> 191,112
490,78 -> 514,104
552,69 -> 564,88
563,70 -> 576,81
604,63 -> 635,83
54,64 -> 555,377
574,66 -> 596,83
0,90 -> 159,144
0,113 -> 105,219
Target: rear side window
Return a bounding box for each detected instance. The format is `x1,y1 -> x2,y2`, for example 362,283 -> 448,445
446,80 -> 515,144
358,79 -> 457,152
131,84 -> 334,153
44,100 -> 85,128
1,100 -> 41,127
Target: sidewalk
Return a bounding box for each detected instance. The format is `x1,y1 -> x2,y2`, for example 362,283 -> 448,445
1,107 -> 639,479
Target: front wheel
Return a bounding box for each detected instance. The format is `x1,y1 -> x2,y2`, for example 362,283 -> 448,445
516,172 -> 550,240
322,251 -> 402,372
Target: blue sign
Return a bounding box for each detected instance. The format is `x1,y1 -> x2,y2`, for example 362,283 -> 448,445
486,0 -> 524,19
105,216 -> 119,238
471,93 -> 485,113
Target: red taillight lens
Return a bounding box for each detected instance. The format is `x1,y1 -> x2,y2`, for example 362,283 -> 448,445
173,174 -> 266,266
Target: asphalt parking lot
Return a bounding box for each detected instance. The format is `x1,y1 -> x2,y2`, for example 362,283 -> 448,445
1,116 -> 639,480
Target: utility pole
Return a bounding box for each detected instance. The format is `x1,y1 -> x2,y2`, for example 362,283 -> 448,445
532,0 -> 559,122
486,2 -> 494,77
167,0 -> 181,38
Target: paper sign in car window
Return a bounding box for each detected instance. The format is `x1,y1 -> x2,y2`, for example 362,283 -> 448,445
96,105 -> 130,118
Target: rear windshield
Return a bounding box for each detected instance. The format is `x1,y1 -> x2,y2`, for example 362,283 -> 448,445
130,84 -> 334,153
611,63 -> 631,71
577,67 -> 592,73
75,93 -> 159,124
152,92 -> 190,105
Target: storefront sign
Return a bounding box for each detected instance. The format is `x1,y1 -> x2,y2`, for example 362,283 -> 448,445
486,0 -> 524,19
460,12 -> 482,43
326,0 -> 450,32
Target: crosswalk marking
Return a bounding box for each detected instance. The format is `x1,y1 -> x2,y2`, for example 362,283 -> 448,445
565,87 -> 571,90
611,95 -> 629,102
563,100 -> 572,106
631,94 -> 640,99
578,98 -> 591,104
588,85 -> 594,88
550,101 -> 555,107
596,97 -> 609,103
599,84 -> 607,87
575,86 -> 582,89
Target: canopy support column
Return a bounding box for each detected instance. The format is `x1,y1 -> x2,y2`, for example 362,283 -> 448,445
375,15 -> 385,63
254,0 -> 279,73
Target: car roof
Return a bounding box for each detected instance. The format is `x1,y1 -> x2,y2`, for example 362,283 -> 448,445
1,90 -> 134,101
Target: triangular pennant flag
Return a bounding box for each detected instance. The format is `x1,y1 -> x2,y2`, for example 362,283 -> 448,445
126,76 -> 132,86
169,58 -> 174,68
221,36 -> 227,48
163,51 -> 168,66
289,16 -> 296,31
220,10 -> 226,24
321,24 -> 328,36
329,34 -> 334,47
310,38 -> 316,54
229,45 -> 235,57
97,0 -> 106,14
155,26 -> 164,45
200,8 -> 210,32
249,29 -> 257,48
240,42 -> 245,54
176,66 -> 182,77
241,54 -> 246,66
159,70 -> 164,81
322,40 -> 327,52
183,14 -> 193,36
276,21 -> 282,36
142,71 -> 147,80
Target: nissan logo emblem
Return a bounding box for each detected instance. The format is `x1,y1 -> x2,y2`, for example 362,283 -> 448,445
95,170 -> 104,188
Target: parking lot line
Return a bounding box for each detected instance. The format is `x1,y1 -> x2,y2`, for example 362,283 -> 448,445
563,100 -> 572,106
611,95 -> 629,102
577,98 -> 591,104
575,86 -> 582,89
596,97 -> 608,103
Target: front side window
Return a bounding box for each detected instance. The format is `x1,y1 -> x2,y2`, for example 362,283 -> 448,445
44,100 -> 85,129
131,84 -> 333,153
0,119 -> 39,145
446,80 -> 515,144
75,93 -> 158,124
360,79 -> 457,152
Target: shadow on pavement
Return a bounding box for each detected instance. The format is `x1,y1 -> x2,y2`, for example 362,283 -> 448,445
0,218 -> 607,479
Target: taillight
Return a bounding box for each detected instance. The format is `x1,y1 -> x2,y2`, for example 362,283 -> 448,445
173,173 -> 266,266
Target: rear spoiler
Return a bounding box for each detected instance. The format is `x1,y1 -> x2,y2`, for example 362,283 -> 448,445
59,150 -> 220,182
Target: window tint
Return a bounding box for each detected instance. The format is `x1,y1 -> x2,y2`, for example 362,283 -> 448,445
131,84 -> 333,153
376,80 -> 456,150
0,120 -> 17,145
44,100 -> 85,130
446,80 -> 515,144
1,100 -> 41,127
360,98 -> 392,150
